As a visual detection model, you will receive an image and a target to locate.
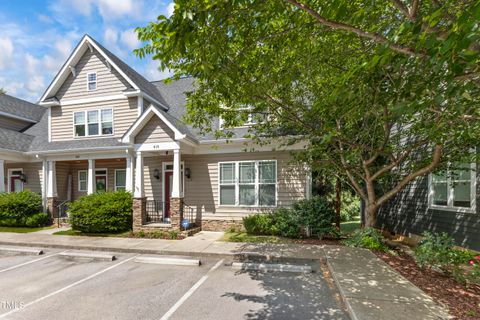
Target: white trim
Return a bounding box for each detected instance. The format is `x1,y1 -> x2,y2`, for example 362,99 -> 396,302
121,105 -> 187,143
428,162 -> 476,213
137,95 -> 144,117
134,142 -> 180,152
162,161 -> 185,206
40,35 -> 139,103
7,168 -> 23,193
57,94 -> 126,106
123,90 -> 169,111
47,108 -> 51,143
0,111 -> 37,124
0,160 -> 5,193
114,169 -> 127,191
78,170 -> 88,192
134,151 -> 144,198
68,66 -> 76,78
86,71 -> 97,91
218,160 -> 277,208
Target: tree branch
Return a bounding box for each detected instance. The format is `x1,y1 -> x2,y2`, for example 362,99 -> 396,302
376,144 -> 442,206
284,0 -> 421,57
390,0 -> 411,18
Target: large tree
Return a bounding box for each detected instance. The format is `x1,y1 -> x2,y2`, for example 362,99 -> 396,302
137,1 -> 480,227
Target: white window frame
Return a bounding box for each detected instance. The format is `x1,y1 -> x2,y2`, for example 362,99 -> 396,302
73,108 -> 114,138
7,168 -> 23,193
428,162 -> 476,213
78,170 -> 88,192
218,160 -> 277,207
87,72 -> 97,91
114,169 -> 127,191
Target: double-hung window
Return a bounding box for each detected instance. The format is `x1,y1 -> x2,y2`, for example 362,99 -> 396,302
430,163 -> 476,211
78,171 -> 87,192
87,72 -> 97,91
115,169 -> 126,191
74,109 -> 113,137
219,160 -> 277,207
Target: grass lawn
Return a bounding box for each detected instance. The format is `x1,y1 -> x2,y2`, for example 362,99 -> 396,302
0,226 -> 54,233
53,229 -> 131,237
340,217 -> 361,235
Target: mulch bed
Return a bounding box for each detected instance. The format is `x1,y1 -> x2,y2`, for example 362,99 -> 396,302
375,250 -> 480,320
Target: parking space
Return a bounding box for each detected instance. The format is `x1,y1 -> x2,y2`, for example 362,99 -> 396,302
0,247 -> 349,320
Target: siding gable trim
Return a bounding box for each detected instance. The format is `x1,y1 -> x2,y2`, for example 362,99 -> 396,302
40,35 -> 139,104
122,105 -> 186,143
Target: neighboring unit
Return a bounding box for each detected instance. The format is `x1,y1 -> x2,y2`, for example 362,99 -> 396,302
378,162 -> 479,250
0,35 -> 309,232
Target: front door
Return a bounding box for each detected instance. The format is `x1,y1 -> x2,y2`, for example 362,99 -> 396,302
10,177 -> 22,192
95,176 -> 107,192
164,171 -> 173,219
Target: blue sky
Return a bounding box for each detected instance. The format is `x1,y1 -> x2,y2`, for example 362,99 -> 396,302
0,0 -> 174,102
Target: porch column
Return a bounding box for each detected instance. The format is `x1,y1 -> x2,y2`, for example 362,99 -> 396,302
125,155 -> 134,193
133,151 -> 146,230
42,160 -> 48,212
172,149 -> 182,197
46,161 -> 57,219
170,149 -> 184,229
87,159 -> 95,195
0,160 -> 4,193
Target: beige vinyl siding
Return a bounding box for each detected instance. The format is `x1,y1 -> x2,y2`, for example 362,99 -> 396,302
56,49 -> 130,101
55,161 -> 70,201
134,116 -> 175,144
0,116 -> 31,131
143,151 -> 307,221
69,158 -> 127,200
50,97 -> 137,141
4,162 -> 43,194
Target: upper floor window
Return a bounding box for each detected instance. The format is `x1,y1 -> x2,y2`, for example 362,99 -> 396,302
429,163 -> 476,212
74,109 -> 113,137
87,72 -> 97,91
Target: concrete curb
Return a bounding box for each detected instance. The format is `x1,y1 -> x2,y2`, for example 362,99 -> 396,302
58,252 -> 116,261
134,256 -> 201,266
0,246 -> 43,255
232,262 -> 312,273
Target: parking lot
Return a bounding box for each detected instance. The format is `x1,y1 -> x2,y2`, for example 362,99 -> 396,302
0,247 -> 349,320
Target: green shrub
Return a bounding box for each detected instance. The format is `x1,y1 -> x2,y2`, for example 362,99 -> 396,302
343,227 -> 389,251
25,213 -> 49,227
340,193 -> 360,222
0,191 -> 45,227
243,214 -> 278,235
243,196 -> 336,239
69,191 -> 132,233
414,232 -> 475,270
292,196 -> 336,238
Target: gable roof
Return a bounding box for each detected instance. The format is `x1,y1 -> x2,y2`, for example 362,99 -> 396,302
39,35 -> 168,109
0,94 -> 46,123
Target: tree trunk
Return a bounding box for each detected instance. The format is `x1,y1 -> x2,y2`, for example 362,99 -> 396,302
335,177 -> 341,231
364,203 -> 378,228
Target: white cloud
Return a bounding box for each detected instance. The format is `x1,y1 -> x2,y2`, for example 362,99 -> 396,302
0,37 -> 14,70
166,2 -> 175,17
104,27 -> 118,46
120,29 -> 140,51
145,60 -> 172,81
55,39 -> 74,59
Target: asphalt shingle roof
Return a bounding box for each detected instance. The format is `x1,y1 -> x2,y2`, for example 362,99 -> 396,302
0,94 -> 46,122
0,127 -> 35,152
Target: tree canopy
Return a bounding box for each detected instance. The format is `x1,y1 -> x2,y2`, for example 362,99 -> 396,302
136,0 -> 480,226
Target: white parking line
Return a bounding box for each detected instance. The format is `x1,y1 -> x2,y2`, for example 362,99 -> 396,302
160,259 -> 224,320
0,251 -> 68,274
0,254 -> 139,319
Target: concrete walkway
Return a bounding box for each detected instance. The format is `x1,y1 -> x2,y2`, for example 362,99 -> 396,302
0,230 -> 450,320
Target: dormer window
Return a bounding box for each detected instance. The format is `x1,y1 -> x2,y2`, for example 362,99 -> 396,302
87,72 -> 97,91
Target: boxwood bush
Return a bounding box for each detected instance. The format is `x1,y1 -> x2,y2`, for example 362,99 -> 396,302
243,196 -> 336,238
69,191 -> 133,233
0,191 -> 48,227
